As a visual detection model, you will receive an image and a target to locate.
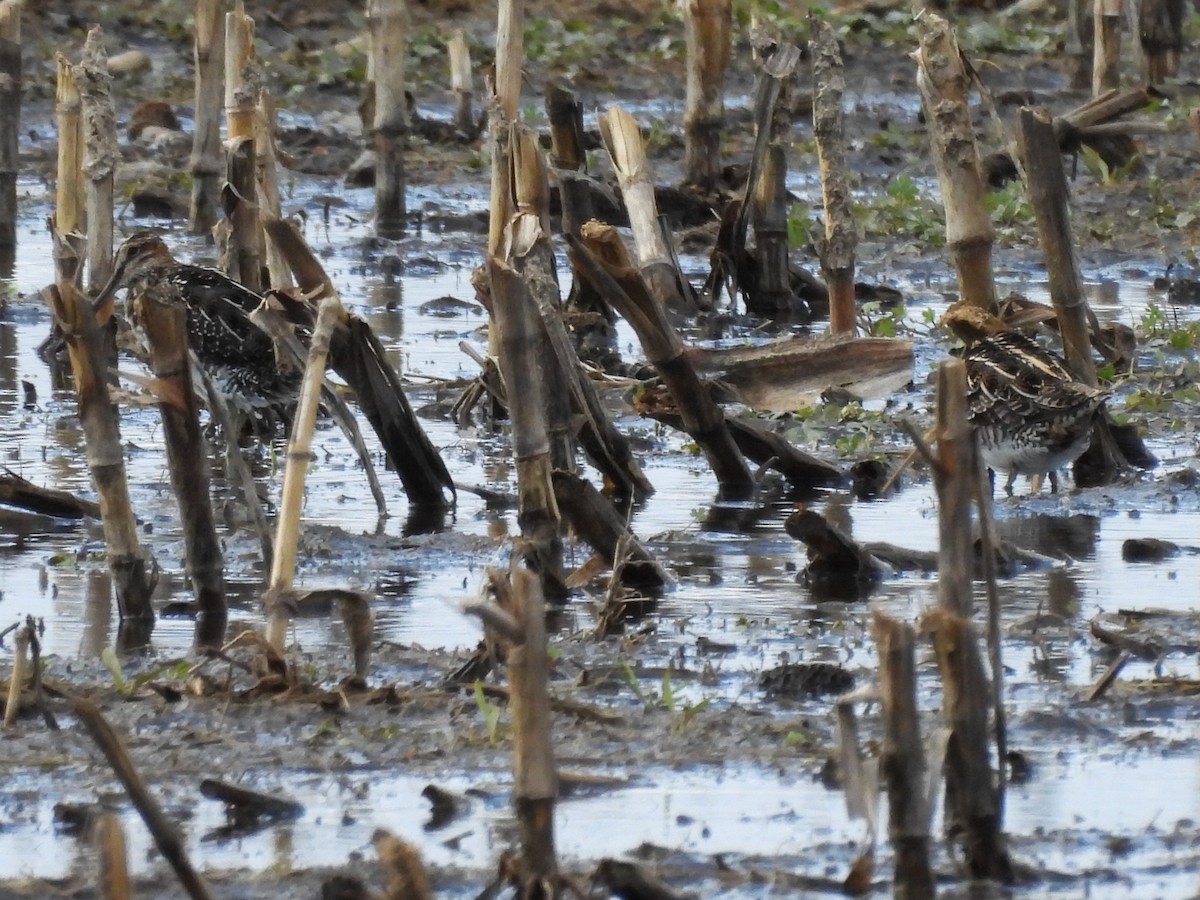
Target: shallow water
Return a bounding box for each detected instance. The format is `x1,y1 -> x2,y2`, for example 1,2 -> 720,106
4,167 -> 1200,890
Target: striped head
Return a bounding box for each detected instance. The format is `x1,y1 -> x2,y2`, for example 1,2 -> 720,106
92,231 -> 177,318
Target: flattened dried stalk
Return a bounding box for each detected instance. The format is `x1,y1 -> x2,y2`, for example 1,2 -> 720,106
914,13 -> 995,311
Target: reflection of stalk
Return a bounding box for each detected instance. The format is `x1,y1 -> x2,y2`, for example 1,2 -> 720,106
264,297 -> 340,652
870,611 -> 934,895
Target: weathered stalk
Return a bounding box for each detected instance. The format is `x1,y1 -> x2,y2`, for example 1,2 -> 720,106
929,359 -> 1013,881
914,13 -> 995,311
551,471 -> 669,591
924,607 -> 1013,882
134,286 -> 227,650
1139,0 -> 1183,83
570,225 -> 753,495
74,699 -> 214,900
3,620 -> 28,727
871,611 -> 935,899
264,296 -> 341,651
544,82 -> 593,240
255,88 -> 293,289
811,17 -> 857,335
47,233 -> 156,628
370,0 -> 407,238
489,257 -> 565,597
599,107 -> 691,311
488,0 -> 522,256
190,0 -> 224,234
448,28 -> 475,136
935,359 -> 974,618
1092,0 -> 1122,94
1013,108 -> 1096,386
682,0 -> 731,190
750,143 -> 800,318
94,813 -> 132,900
488,564 -> 559,889
223,7 -> 261,292
76,27 -> 116,292
0,0 -> 19,260
55,55 -> 84,239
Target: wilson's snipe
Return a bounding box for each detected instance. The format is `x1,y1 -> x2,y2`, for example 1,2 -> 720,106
93,230 -> 455,507
941,303 -> 1109,495
93,231 -> 300,426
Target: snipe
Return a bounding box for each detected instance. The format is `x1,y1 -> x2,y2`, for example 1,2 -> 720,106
93,230 -> 455,509
93,231 -> 300,428
941,303 -> 1109,495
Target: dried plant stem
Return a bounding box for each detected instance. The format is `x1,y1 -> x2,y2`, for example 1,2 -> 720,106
74,698 -> 214,900
811,16 -> 857,335
682,0 -> 731,190
134,289 -> 227,650
3,621 -> 28,727
55,55 -> 84,238
0,0 -> 18,256
599,106 -> 689,310
488,0 -> 522,256
94,813 -> 132,900
190,0 -> 224,234
76,27 -> 117,292
255,88 -> 293,289
448,29 -> 475,136
224,7 -> 261,292
914,13 -> 995,311
264,296 -> 341,651
370,0 -> 407,238
1092,0 -> 1122,94
47,233 -> 156,626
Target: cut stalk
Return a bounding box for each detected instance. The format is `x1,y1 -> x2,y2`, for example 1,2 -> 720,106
190,0 -> 224,234
370,0 -> 408,238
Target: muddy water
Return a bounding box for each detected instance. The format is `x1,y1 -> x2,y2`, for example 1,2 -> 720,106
4,171 -> 1200,890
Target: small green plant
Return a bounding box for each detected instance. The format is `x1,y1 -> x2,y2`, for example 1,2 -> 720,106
472,680 -> 503,743
854,175 -> 945,247
101,648 -> 189,697
1078,145 -> 1141,186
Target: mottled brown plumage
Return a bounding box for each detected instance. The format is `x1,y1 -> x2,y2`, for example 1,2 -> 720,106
941,303 -> 1108,494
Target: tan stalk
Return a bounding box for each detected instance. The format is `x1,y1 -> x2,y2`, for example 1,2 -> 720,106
913,13 -> 995,311
254,88 -> 293,289
224,5 -> 261,291
55,55 -> 84,238
264,296 -> 341,651
190,0 -> 224,234
76,27 -> 117,292
1092,0 -> 1122,94
370,0 -> 408,238
682,0 -> 731,189
448,28 -> 475,135
487,0 -> 523,256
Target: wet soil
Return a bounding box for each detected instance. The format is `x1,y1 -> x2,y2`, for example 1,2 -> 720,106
4,1 -> 1200,897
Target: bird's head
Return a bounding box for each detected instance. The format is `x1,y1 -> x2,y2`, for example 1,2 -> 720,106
939,301 -> 1008,346
92,231 -> 175,319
